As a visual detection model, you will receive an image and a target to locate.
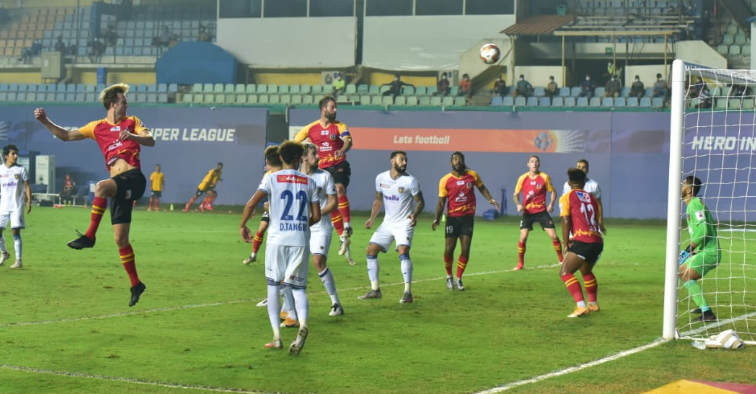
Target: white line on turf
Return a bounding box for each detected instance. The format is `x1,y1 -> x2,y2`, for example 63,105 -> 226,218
0,364 -> 269,394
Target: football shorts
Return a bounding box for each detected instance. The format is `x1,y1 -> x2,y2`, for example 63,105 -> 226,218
0,208 -> 25,230
369,219 -> 414,252
265,244 -> 309,288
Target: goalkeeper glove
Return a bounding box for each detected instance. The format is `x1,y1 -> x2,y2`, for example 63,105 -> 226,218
679,249 -> 690,266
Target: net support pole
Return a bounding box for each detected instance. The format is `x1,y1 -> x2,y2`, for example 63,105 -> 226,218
663,59 -> 686,340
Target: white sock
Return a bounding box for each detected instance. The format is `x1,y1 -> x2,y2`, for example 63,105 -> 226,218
367,256 -> 380,290
13,235 -> 21,260
577,301 -> 587,308
400,256 -> 412,293
282,285 -> 297,320
0,236 -> 7,254
319,267 -> 340,305
266,285 -> 281,339
344,221 -> 351,229
291,287 -> 309,328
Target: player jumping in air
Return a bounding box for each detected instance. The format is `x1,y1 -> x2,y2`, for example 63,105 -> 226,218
559,167 -> 604,318
513,155 -> 563,270
294,96 -> 355,265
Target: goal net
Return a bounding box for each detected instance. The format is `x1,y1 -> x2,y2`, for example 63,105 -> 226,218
664,59 -> 756,345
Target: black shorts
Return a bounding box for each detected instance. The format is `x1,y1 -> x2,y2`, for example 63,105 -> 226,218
110,169 -> 146,225
445,215 -> 474,238
150,190 -> 162,198
568,241 -> 604,264
324,160 -> 351,188
520,211 -> 555,230
195,186 -> 216,197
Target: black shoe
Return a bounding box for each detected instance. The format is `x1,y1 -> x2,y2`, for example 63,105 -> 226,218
695,310 -> 717,322
344,226 -> 353,238
691,307 -> 703,314
129,282 -> 146,307
67,231 -> 95,250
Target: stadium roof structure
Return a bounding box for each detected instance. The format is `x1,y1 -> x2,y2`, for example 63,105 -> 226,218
503,15 -> 693,38
501,15 -> 576,36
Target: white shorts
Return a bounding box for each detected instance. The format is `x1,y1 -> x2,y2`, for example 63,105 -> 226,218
369,220 -> 414,253
309,230 -> 332,258
264,244 -> 309,289
0,209 -> 25,230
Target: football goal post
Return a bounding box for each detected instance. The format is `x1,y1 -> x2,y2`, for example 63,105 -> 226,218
664,59 -> 756,345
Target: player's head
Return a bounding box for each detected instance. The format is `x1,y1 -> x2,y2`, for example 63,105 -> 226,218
278,141 -> 305,167
683,175 -> 702,197
567,167 -> 586,189
319,96 -> 337,122
527,155 -> 540,172
100,83 -> 129,113
155,164 -> 161,171
302,142 -> 319,169
391,150 -> 408,174
450,151 -> 466,172
2,144 -> 19,165
264,145 -> 282,168
216,162 -> 223,170
576,159 -> 589,174
657,73 -> 662,80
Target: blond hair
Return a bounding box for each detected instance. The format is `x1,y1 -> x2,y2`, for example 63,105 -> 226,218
99,83 -> 129,110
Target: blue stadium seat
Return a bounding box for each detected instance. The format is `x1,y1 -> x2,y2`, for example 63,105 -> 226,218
514,96 -> 526,106
559,87 -> 570,97
8,83 -> 18,91
503,96 -> 514,106
539,97 -> 551,107
571,87 -> 581,97
601,97 -> 613,107
415,86 -> 427,96
551,97 -> 564,107
614,97 -> 626,107
620,87 -> 630,97
639,97 -> 651,107
577,97 -> 588,107
526,97 -> 538,106
533,87 -> 545,97
594,87 -> 605,97
136,84 -> 148,92
589,97 -> 601,107
289,84 -> 301,94
651,97 -> 664,108
491,96 -> 503,106
147,83 -> 158,93
644,87 -> 654,97
626,97 -> 639,107
564,97 -> 576,107
168,83 -> 178,93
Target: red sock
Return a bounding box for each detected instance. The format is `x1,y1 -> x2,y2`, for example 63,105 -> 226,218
518,241 -> 526,266
252,231 -> 264,253
456,256 -> 468,279
553,239 -> 564,262
444,255 -> 453,276
208,194 -> 217,205
331,210 -> 344,236
561,273 -> 585,303
119,244 -> 140,287
85,196 -> 107,240
338,195 -> 351,224
583,273 -> 598,303
186,196 -> 197,207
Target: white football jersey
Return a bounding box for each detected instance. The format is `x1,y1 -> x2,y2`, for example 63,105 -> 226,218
258,169 -> 318,247
375,170 -> 421,224
0,164 -> 28,212
308,168 -> 336,232
562,178 -> 601,200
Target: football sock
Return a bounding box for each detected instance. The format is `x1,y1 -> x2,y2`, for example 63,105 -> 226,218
154,198 -> 159,209
292,287 -> 309,328
367,255 -> 380,290
267,284 -> 282,339
186,196 -> 197,207
85,196 -> 107,239
119,244 -> 140,287
338,195 -> 351,226
583,273 -> 598,303
400,254 -> 412,293
444,255 -> 453,276
683,280 -> 710,313
318,267 -> 340,305
208,193 -> 217,205
518,240 -> 526,266
561,273 -> 585,304
252,231 -> 264,253
13,233 -> 21,260
552,239 -> 564,262
456,256 -> 468,279
0,235 -> 7,254
331,210 -> 344,236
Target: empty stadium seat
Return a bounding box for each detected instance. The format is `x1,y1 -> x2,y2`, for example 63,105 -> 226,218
383,96 -> 395,106
394,96 -> 406,106
491,96 -> 503,106
571,87 -> 581,97
533,87 -> 545,97
626,97 -> 639,107
526,97 -> 538,106
430,96 -> 442,106
415,86 -> 427,96
577,97 -> 588,107
551,97 -> 564,107
418,96 -> 430,106
278,84 -> 289,94
539,97 -> 551,107
594,87 -> 605,97
651,97 -> 664,108
442,96 -> 454,106
503,96 -> 514,106
601,97 -> 613,107
406,96 -> 418,106
514,96 -> 526,106
559,87 -> 570,97
639,97 -> 651,107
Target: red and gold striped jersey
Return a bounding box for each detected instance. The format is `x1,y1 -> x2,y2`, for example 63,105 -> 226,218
439,170 -> 483,217
514,172 -> 554,215
293,120 -> 351,169
79,115 -> 148,170
559,189 -> 603,243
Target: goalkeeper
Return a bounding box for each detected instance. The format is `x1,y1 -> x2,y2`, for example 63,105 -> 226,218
679,175 -> 720,322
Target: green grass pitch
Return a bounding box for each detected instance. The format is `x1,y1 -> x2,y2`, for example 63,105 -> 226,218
1,207 -> 754,394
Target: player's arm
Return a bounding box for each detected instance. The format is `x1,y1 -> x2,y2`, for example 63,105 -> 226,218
477,183 -> 500,210
240,190 -> 267,242
513,181 -> 523,212
595,198 -> 605,235
293,127 -> 309,143
365,191 -> 383,229
431,196 -> 447,231
688,213 -> 708,251
123,118 -> 155,146
309,201 -> 321,226
409,191 -> 425,228
322,193 -> 338,216
24,179 -> 31,214
33,108 -> 88,141
561,215 -> 572,250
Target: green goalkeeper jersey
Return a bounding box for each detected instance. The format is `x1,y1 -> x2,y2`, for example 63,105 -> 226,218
686,197 -> 718,252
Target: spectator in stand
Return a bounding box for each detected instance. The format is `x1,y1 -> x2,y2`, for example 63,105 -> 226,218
693,77 -> 712,108
31,39 -> 42,55
103,24 -> 118,47
19,46 -> 33,64
629,75 -> 645,99
729,84 -> 749,98
513,75 -> 533,98
382,74 -> 414,99
152,26 -> 172,48
653,73 -> 667,98
332,72 -> 345,96
54,36 -> 66,53
544,76 -> 558,101
435,74 -> 450,96
198,24 -> 212,42
604,61 -> 615,83
604,75 -> 621,99
458,73 -> 472,99
67,43 -> 77,56
88,37 -> 105,63
59,173 -> 77,206
579,75 -> 596,98
492,75 -> 507,97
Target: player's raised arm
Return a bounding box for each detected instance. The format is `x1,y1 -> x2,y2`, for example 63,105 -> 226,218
33,108 -> 87,141
365,191 -> 383,229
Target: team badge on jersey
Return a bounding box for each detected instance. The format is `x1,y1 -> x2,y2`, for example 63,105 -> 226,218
398,187 -> 405,194
466,182 -> 472,189
329,134 -> 337,141
14,174 -> 19,180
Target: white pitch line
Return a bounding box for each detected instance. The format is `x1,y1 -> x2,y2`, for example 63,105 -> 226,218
473,338 -> 670,393
0,364 -> 270,394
